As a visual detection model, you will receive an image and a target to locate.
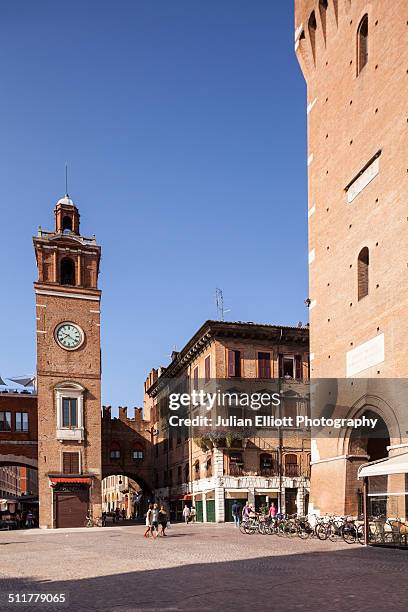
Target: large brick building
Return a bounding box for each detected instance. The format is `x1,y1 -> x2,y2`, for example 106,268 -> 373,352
146,320 -> 310,522
295,1 -> 408,516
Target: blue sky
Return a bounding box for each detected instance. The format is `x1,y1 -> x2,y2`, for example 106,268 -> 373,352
0,1 -> 308,408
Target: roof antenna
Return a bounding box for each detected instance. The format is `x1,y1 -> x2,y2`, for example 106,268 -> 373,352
65,163 -> 69,197
215,288 -> 231,321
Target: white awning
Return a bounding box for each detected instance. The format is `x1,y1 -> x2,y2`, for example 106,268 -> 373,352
358,452 -> 408,478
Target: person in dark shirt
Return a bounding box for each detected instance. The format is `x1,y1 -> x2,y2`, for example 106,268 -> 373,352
231,501 -> 242,527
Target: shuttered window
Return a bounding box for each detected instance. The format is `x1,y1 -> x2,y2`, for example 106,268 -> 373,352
63,452 -> 80,474
258,352 -> 271,378
295,355 -> 302,380
204,356 -> 211,383
227,350 -> 241,377
193,366 -> 199,390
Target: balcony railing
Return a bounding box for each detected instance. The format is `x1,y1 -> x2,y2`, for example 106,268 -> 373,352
284,463 -> 300,477
260,467 -> 279,477
228,464 -> 244,477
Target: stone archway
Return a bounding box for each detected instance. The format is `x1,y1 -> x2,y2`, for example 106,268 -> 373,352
342,396 -> 395,516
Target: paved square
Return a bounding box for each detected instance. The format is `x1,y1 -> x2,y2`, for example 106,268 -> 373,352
0,523 -> 406,611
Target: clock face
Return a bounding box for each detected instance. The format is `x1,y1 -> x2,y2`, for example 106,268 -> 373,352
55,323 -> 84,350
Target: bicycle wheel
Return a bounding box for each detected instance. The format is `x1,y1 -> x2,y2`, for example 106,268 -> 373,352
328,523 -> 341,542
316,523 -> 329,540
239,521 -> 248,535
277,521 -> 286,537
342,522 -> 357,544
297,522 -> 311,539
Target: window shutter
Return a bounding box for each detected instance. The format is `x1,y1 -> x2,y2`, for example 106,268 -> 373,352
205,356 -> 211,382
235,351 -> 241,377
227,350 -> 235,377
63,452 -> 79,474
193,366 -> 199,390
258,352 -> 271,378
295,355 -> 302,380
278,354 -> 284,378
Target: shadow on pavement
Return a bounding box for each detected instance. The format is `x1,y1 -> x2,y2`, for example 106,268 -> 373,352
0,546 -> 407,611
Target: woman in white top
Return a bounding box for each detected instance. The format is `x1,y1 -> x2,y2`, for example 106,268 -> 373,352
144,504 -> 153,538
182,504 -> 191,524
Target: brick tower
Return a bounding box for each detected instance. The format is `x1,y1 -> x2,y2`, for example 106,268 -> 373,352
295,1 -> 408,515
34,195 -> 102,528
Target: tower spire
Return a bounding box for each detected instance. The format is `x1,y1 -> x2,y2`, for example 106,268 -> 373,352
65,163 -> 69,197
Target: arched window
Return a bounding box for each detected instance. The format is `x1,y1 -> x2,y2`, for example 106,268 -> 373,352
308,11 -> 317,63
319,0 -> 328,43
110,442 -> 121,460
184,463 -> 189,482
194,460 -> 200,480
284,453 -> 299,477
60,257 -> 75,286
358,247 -> 369,300
357,15 -> 368,75
62,216 -> 72,232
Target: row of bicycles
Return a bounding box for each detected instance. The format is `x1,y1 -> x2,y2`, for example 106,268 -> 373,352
239,513 -> 408,546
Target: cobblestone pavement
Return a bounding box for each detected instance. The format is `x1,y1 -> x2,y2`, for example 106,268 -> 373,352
0,523 -> 406,611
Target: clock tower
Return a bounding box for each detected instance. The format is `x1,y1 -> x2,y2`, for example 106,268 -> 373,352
33,195 -> 102,528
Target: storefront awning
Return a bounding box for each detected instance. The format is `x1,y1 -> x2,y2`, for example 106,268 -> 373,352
358,452 -> 408,479
50,477 -> 92,484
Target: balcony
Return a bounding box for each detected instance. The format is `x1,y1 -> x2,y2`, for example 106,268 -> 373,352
228,463 -> 244,477
260,468 -> 279,477
284,463 -> 300,477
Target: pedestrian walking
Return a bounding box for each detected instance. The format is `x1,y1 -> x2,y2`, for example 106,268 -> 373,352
158,505 -> 168,536
151,503 -> 159,538
115,507 -> 120,523
190,506 -> 196,523
231,501 -> 241,527
121,508 -> 126,521
242,501 -> 251,522
144,504 -> 153,538
182,504 -> 190,524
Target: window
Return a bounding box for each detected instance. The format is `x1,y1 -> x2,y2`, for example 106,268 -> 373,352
168,469 -> 173,486
284,453 -> 299,477
193,366 -> 199,390
154,472 -> 159,488
177,465 -> 182,484
15,412 -> 28,432
62,398 -> 78,427
358,247 -> 369,300
204,355 -> 211,383
319,0 -> 328,43
357,15 -> 368,75
60,257 -> 76,285
0,412 -> 11,432
132,449 -> 144,460
308,11 -> 317,62
63,452 -> 80,474
194,460 -> 200,480
184,463 -> 189,482
110,442 -> 121,460
278,355 -> 302,379
229,452 -> 244,476
258,352 -> 271,378
227,350 -> 241,377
